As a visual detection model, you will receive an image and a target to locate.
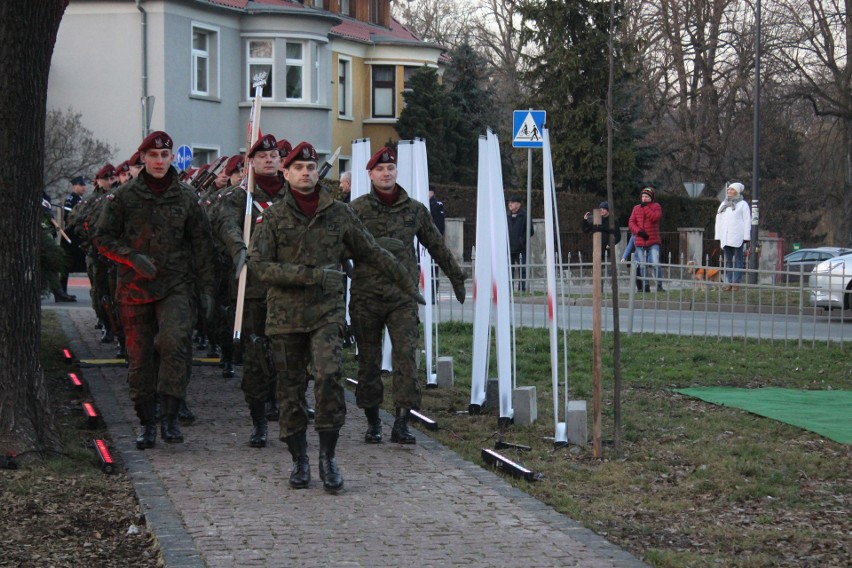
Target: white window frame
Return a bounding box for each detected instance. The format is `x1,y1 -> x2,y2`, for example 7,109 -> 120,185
285,41 -> 304,102
191,23 -> 219,97
191,145 -> 220,169
340,0 -> 351,16
247,39 -> 274,100
371,65 -> 396,118
338,56 -> 352,118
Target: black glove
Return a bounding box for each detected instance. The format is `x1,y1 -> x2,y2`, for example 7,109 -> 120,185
233,247 -> 247,280
200,293 -> 215,322
129,253 -> 157,279
638,230 -> 649,240
452,280 -> 466,304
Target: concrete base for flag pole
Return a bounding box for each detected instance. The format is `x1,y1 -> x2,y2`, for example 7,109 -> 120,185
436,356 -> 454,388
567,400 -> 588,446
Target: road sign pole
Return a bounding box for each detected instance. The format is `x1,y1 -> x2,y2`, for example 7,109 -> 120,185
526,147 -> 532,293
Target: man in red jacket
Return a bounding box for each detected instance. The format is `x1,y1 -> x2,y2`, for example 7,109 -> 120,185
628,186 -> 664,292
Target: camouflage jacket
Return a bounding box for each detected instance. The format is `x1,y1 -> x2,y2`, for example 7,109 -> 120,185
247,185 -> 416,335
66,187 -> 112,254
93,170 -> 215,305
349,184 -> 465,304
211,177 -> 288,299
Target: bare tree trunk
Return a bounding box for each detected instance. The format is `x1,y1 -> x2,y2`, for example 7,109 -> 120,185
0,1 -> 68,455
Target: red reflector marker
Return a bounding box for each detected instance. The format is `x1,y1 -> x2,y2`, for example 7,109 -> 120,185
93,439 -> 115,474
83,402 -> 100,427
62,349 -> 74,363
68,372 -> 84,389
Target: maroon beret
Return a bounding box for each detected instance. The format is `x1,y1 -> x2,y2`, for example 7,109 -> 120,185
276,138 -> 293,158
248,134 -> 278,157
129,151 -> 144,166
366,147 -> 397,170
95,163 -> 117,180
137,130 -> 173,153
115,161 -> 130,174
224,155 -> 245,176
281,141 -> 318,169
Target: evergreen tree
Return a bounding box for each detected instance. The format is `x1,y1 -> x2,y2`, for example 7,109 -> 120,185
443,43 -> 499,186
395,66 -> 461,184
518,0 -> 647,202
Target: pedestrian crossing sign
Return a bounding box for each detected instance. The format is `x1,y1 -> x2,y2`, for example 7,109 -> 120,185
512,110 -> 546,148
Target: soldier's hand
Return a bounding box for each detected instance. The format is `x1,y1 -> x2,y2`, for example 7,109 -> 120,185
200,293 -> 215,322
129,253 -> 158,279
321,268 -> 345,294
375,237 -> 406,253
233,247 -> 247,280
452,280 -> 466,304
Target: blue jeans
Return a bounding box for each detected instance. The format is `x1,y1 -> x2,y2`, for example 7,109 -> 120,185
723,244 -> 746,284
635,244 -> 661,289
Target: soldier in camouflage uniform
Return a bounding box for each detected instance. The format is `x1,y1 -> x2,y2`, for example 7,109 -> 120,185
67,164 -> 121,345
93,131 -> 215,450
212,134 -> 290,448
248,141 -> 424,492
349,148 -> 467,445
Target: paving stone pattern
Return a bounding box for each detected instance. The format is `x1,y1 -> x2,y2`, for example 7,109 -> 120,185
60,309 -> 646,568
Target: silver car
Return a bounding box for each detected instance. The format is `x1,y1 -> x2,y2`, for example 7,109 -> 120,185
783,247 -> 852,283
810,252 -> 852,310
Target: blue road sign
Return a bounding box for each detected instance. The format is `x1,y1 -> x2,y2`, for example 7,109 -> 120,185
174,145 -> 193,171
512,110 -> 546,148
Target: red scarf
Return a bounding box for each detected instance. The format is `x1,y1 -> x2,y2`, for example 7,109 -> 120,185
255,173 -> 284,198
143,170 -> 171,196
375,186 -> 399,206
291,188 -> 319,217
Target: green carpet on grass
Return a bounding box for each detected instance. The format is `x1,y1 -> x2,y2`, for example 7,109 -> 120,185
674,387 -> 852,444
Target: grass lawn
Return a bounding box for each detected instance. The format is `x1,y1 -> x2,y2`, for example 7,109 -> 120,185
342,323 -> 851,567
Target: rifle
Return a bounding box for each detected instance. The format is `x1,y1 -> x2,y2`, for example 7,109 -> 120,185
318,146 -> 342,180
232,71 -> 268,343
195,155 -> 230,193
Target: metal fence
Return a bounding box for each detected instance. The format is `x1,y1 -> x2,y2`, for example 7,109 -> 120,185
431,256 -> 852,348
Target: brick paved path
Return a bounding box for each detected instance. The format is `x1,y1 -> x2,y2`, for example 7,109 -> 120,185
58,308 -> 646,568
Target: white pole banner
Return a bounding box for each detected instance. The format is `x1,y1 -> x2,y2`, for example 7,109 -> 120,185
469,135 -> 491,408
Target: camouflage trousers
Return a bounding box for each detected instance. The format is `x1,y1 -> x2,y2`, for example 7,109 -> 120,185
86,255 -> 111,328
270,323 -> 345,439
239,298 -> 275,405
349,299 -> 421,410
119,293 -> 194,403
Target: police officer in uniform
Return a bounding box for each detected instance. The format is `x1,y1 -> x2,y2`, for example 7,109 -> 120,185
58,176 -> 88,299
248,142 -> 424,492
94,131 -> 215,450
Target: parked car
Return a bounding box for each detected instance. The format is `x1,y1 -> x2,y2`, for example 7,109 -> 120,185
782,247 -> 852,283
810,252 -> 852,310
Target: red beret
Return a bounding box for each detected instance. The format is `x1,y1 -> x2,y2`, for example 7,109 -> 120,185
248,134 -> 278,157
95,163 -> 117,180
129,151 -> 144,166
277,138 -> 293,158
224,155 -> 245,176
366,147 -> 397,170
281,141 -> 318,169
137,130 -> 173,153
115,161 -> 130,174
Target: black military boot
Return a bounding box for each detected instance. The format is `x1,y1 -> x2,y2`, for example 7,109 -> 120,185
390,407 -> 416,444
364,406 -> 383,444
160,394 -> 184,444
115,339 -> 127,360
249,400 -> 268,448
284,431 -> 310,489
134,398 -> 157,450
178,399 -> 196,424
221,356 -> 235,378
265,396 -> 280,421
318,430 -> 344,493
101,328 -> 115,344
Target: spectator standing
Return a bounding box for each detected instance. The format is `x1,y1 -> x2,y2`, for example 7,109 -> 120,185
628,186 -> 664,292
715,182 -> 751,291
507,195 -> 534,291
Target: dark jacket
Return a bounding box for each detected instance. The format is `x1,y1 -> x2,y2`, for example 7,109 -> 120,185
507,208 -> 533,256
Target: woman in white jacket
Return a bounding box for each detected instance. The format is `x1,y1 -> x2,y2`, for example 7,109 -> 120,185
715,182 -> 752,290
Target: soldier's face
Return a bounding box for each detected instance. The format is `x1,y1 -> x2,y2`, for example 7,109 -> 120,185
284,161 -> 319,193
130,164 -> 144,178
118,171 -> 132,184
229,169 -> 245,186
252,150 -> 280,176
96,176 -> 116,190
143,149 -> 173,179
369,163 -> 397,192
